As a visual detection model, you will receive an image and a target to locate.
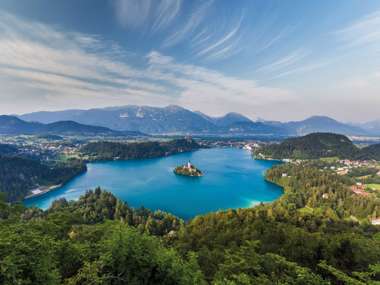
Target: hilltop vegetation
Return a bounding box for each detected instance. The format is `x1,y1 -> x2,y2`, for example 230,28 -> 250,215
1,134 -> 380,283
0,143 -> 19,156
81,138 -> 201,161
265,162 -> 380,219
0,190 -> 203,285
1,176 -> 380,284
356,143 -> 380,161
174,163 -> 380,284
0,156 -> 86,202
255,132 -> 380,160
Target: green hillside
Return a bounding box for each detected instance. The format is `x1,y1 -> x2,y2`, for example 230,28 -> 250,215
355,143 -> 380,161
0,156 -> 86,202
255,133 -> 359,160
1,178 -> 380,285
81,138 -> 200,161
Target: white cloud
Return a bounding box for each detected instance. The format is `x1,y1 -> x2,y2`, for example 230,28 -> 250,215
335,11 -> 380,50
162,0 -> 214,47
114,0 -> 152,29
194,15 -> 244,60
114,0 -> 183,32
256,49 -> 310,74
151,0 -> 182,32
0,12 -> 293,118
146,52 -> 294,115
113,0 -> 245,61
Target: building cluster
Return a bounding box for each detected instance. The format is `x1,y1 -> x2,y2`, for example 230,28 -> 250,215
350,183 -> 370,197
332,159 -> 380,176
0,135 -> 82,161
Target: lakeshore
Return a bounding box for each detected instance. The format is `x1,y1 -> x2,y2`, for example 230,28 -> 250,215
24,148 -> 283,219
24,184 -> 63,199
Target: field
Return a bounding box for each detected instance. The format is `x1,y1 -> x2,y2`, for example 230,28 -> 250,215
367,183 -> 380,191
319,157 -> 339,163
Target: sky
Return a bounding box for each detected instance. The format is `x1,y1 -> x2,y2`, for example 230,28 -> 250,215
0,0 -> 379,122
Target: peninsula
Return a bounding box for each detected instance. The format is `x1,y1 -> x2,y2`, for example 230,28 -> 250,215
174,161 -> 203,177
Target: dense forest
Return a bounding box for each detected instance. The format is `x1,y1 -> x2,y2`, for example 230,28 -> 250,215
265,163 -> 380,220
0,143 -> 19,156
1,169 -> 380,284
355,143 -> 380,161
0,155 -> 86,202
254,132 -> 380,160
0,189 -> 204,285
81,138 -> 201,161
174,163 -> 380,284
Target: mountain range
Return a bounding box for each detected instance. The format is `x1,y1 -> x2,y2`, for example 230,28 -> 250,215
0,116 -> 143,136
18,105 -> 379,136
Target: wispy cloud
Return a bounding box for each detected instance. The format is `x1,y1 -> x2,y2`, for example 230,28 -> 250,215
162,0 -> 214,47
114,0 -> 182,32
114,0 -> 152,29
151,0 -> 182,32
335,11 -> 380,49
256,49 -> 310,75
193,15 -> 244,60
256,26 -> 295,54
0,12 -> 291,116
146,51 -> 293,115
0,12 -> 168,111
113,0 -> 245,61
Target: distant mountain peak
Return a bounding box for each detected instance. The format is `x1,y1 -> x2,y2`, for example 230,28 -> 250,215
0,115 -> 143,136
165,105 -> 185,111
303,115 -> 338,122
17,105 -> 375,136
222,112 -> 252,121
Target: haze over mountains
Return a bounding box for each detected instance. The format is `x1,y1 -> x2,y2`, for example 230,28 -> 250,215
0,115 -> 142,136
18,105 -> 380,136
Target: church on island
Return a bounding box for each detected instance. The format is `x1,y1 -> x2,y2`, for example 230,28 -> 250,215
174,161 -> 203,177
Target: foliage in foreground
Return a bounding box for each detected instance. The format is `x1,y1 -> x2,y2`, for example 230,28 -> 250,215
174,163 -> 380,284
2,161 -> 380,284
0,190 -> 203,285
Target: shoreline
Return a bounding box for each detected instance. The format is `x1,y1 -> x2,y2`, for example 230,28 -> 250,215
23,148 -> 284,216
24,184 -> 63,200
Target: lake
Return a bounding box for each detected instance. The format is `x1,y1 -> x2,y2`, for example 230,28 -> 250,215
24,148 -> 283,219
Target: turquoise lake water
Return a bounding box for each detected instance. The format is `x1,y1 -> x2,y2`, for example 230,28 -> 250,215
24,148 -> 283,219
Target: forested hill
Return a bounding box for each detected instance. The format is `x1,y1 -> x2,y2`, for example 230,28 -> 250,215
81,138 -> 201,161
356,143 -> 380,161
254,133 -> 380,161
255,133 -> 364,160
0,143 -> 19,156
255,132 -> 380,160
175,163 -> 380,284
0,156 -> 86,202
1,180 -> 380,284
0,189 -> 202,285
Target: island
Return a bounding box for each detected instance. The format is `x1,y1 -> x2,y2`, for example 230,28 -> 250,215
174,161 -> 203,177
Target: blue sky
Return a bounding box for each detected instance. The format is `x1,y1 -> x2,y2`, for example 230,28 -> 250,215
0,0 -> 379,122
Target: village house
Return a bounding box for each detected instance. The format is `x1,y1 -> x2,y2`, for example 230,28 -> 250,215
351,184 -> 369,197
